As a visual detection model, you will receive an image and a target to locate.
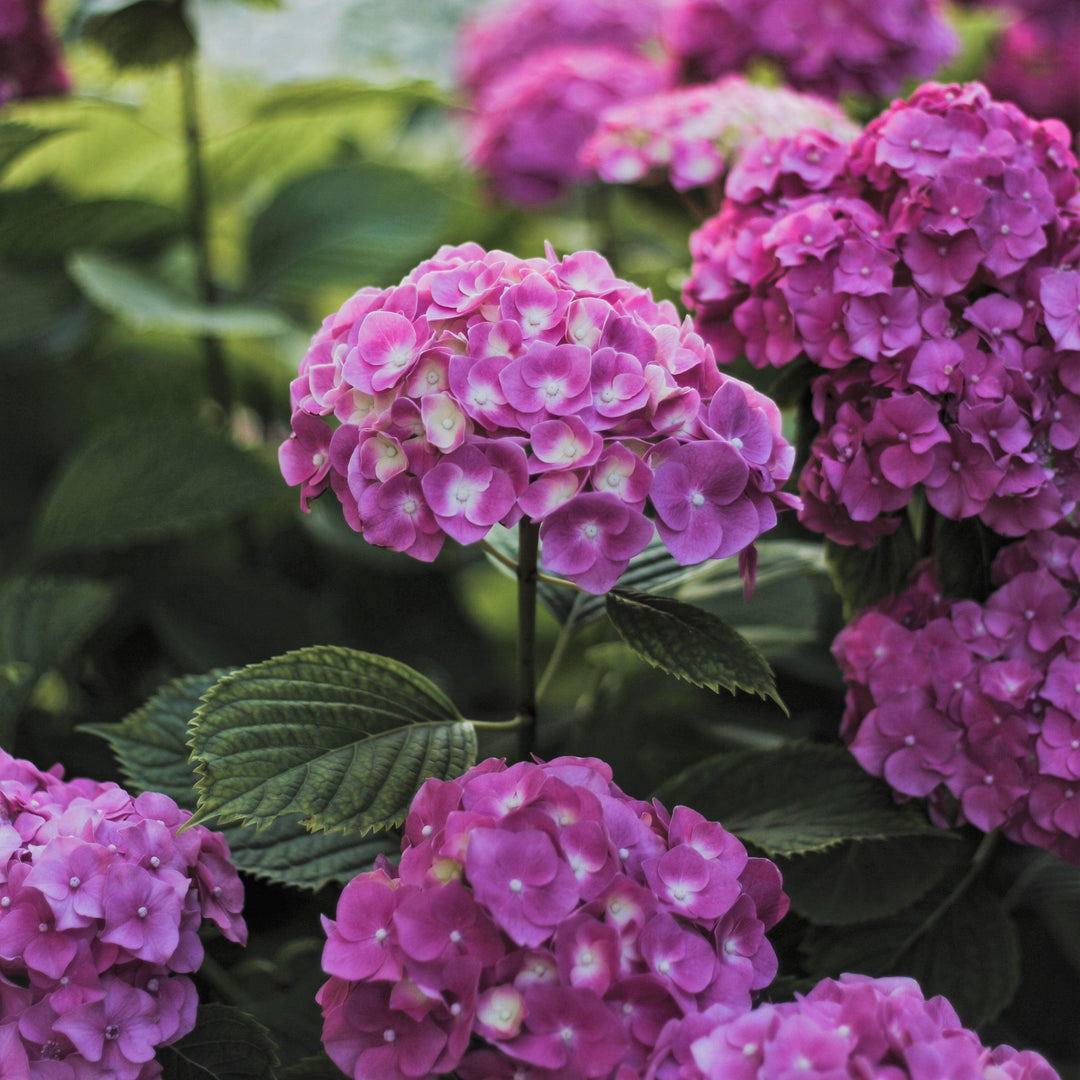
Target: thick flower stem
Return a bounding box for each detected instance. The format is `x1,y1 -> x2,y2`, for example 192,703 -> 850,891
516,520 -> 541,760
180,57 -> 231,414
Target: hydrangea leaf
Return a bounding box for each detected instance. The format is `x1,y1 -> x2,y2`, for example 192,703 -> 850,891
158,1004 -> 279,1080
654,743 -> 940,856
30,416 -> 285,558
76,0 -> 196,69
605,586 -> 786,712
276,1056 -> 343,1080
82,670 -> 398,891
67,252 -> 290,337
801,879 -> 1020,1028
0,122 -> 68,178
777,834 -> 967,926
0,576 -> 118,743
187,646 -> 477,836
824,517 -> 919,620
931,515 -> 1006,603
0,266 -> 81,353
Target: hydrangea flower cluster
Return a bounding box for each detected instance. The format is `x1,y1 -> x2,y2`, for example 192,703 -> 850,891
466,45 -> 671,205
0,0 -> 69,104
832,528 -> 1080,863
0,747 -> 247,1078
317,755 -> 788,1080
660,0 -> 957,99
684,81 -> 1080,548
647,972 -> 1061,1080
280,242 -> 797,594
581,75 -> 860,194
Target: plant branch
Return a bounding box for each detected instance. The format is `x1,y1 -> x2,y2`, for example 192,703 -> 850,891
180,57 -> 231,412
536,593 -> 584,706
516,521 -> 541,760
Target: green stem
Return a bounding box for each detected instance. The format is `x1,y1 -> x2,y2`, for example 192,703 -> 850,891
516,521 -> 541,760
535,593 -> 583,706
887,830 -> 999,966
179,57 -> 231,413
480,540 -> 582,591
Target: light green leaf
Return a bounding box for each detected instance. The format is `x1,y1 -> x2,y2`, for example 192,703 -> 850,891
250,79 -> 443,120
0,576 -> 119,743
605,587 -> 785,711
778,835 -> 967,926
801,880 -> 1020,1028
246,163 -> 459,303
0,122 -> 68,177
654,743 -> 941,856
31,416 -> 284,559
188,646 -> 478,836
82,671 -> 398,890
158,1004 -> 279,1080
68,252 -> 290,337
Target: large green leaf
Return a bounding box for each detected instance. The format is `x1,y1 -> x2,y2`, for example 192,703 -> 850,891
31,416 -> 285,558
246,163 -> 459,303
76,0 -> 196,68
188,646 -> 478,836
777,834 -> 966,926
0,122 -> 68,178
655,743 -> 940,856
824,517 -> 919,619
82,671 -> 397,890
68,252 -> 290,337
802,880 -> 1020,1028
605,587 -> 785,711
159,1004 -> 278,1080
0,576 -> 119,743
0,265 -> 81,352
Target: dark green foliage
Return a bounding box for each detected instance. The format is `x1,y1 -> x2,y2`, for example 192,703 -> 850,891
824,516 -> 920,619
77,0 -> 197,69
158,1005 -> 279,1080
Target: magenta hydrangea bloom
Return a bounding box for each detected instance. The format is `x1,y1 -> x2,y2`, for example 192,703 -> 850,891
582,76 -> 860,194
646,972 -> 1061,1080
0,748 -> 246,1079
0,0 -> 69,104
318,756 -> 789,1080
832,527 -> 1080,864
661,0 -> 956,99
466,45 -> 671,205
281,242 -> 798,594
686,81 -> 1080,547
456,0 -> 662,99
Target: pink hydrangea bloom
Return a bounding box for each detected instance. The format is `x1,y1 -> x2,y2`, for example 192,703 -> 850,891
686,81 -> 1080,547
582,76 -> 860,194
646,972 -> 1061,1080
0,748 -> 246,1079
281,242 -> 798,594
318,756 -> 789,1080
0,0 -> 69,104
832,529 -> 1080,863
661,0 -> 956,99
466,45 -> 671,205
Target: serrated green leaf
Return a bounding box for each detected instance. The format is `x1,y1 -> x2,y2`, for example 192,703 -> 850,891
801,880 -> 1019,1028
188,646 -> 478,836
67,252 -> 290,337
78,0 -> 196,68
824,517 -> 919,620
0,576 -> 119,743
778,835 -> 966,926
31,416 -> 284,559
246,163 -> 458,304
605,587 -> 785,711
654,743 -> 940,856
159,1004 -> 279,1080
83,670 -> 398,890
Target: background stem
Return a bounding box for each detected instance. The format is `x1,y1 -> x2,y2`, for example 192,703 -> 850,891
516,521 -> 540,760
180,57 -> 231,413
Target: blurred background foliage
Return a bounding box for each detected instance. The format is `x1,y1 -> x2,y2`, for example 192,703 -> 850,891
2,1 -> 1079,1076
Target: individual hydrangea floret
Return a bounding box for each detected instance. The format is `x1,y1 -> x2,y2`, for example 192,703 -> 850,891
646,972 -> 1061,1080
661,0 -> 957,99
317,756 -> 789,1080
456,0 -> 662,98
581,75 -> 860,194
685,81 -> 1080,548
466,45 -> 671,205
0,0 -> 69,104
280,242 -> 798,594
0,748 -> 246,1079
832,527 -> 1080,864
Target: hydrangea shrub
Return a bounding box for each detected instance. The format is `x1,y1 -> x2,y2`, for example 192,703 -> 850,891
317,755 -> 788,1080
684,81 -> 1080,547
0,748 -> 246,1077
280,242 -> 797,594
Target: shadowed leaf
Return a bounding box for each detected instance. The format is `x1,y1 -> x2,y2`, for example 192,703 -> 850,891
158,1004 -> 278,1080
